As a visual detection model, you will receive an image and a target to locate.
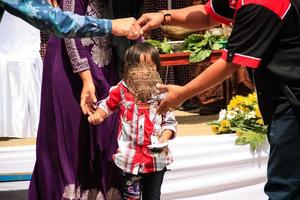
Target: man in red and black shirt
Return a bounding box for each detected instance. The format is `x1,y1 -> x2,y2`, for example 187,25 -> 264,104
138,0 -> 300,199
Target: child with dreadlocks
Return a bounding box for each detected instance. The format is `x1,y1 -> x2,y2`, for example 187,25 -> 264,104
88,42 -> 177,200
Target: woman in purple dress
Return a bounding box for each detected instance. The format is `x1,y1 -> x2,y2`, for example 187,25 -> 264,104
28,1 -> 137,199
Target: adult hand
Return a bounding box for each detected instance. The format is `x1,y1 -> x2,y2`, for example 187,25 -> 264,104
111,17 -> 142,40
80,81 -> 97,116
137,12 -> 164,33
156,84 -> 186,114
47,0 -> 59,7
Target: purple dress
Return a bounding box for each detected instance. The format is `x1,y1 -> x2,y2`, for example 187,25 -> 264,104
28,0 -> 121,199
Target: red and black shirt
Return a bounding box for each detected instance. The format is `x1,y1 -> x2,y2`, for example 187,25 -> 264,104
205,0 -> 300,124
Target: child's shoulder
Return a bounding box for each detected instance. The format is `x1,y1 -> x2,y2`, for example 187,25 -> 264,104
109,80 -> 126,91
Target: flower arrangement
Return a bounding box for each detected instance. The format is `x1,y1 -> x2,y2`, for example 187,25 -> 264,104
208,92 -> 268,151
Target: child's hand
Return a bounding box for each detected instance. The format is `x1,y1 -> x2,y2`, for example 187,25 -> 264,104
88,109 -> 104,125
158,136 -> 168,144
159,129 -> 174,143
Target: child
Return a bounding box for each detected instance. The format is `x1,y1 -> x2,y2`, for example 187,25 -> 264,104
88,43 -> 177,200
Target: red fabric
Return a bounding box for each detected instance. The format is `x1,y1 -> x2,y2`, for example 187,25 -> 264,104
204,1 -> 233,25
237,0 -> 291,19
221,49 -> 261,68
99,81 -> 176,175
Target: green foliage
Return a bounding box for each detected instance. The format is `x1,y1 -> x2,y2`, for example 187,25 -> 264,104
145,31 -> 227,59
208,93 -> 268,151
235,130 -> 267,152
145,38 -> 174,54
182,32 -> 227,63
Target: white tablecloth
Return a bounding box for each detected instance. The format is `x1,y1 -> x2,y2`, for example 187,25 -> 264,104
162,134 -> 269,200
0,12 -> 42,138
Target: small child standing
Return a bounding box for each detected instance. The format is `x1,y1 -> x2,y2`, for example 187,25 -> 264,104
88,43 -> 177,200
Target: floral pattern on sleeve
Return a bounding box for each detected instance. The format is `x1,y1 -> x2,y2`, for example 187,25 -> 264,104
63,0 -> 112,73
0,0 -> 112,38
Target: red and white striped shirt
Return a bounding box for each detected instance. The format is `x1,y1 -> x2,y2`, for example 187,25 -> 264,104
98,81 -> 177,175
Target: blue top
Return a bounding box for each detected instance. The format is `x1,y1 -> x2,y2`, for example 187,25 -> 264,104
0,0 -> 112,38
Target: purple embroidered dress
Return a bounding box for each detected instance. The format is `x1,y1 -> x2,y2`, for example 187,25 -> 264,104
28,0 -> 121,199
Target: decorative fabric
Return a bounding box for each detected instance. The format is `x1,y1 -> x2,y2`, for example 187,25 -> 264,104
64,0 -> 112,72
0,0 -> 111,38
62,184 -> 122,200
81,0 -> 112,67
98,81 -> 177,175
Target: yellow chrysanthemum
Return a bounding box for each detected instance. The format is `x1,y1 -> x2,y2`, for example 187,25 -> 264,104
255,105 -> 262,118
247,93 -> 257,103
256,119 -> 264,125
220,119 -> 230,128
219,127 -> 229,132
235,95 -> 246,103
228,99 -> 238,110
239,106 -> 249,113
210,125 -> 220,133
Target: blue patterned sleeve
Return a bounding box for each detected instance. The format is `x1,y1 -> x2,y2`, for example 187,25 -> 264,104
0,0 -> 112,38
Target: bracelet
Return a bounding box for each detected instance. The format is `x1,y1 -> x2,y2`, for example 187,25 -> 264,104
159,10 -> 172,25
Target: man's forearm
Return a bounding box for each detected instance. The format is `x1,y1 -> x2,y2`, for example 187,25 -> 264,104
165,5 -> 220,30
182,59 -> 240,100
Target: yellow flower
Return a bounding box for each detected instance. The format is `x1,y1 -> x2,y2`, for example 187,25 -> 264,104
247,93 -> 257,103
220,119 -> 230,128
219,127 -> 229,132
210,125 -> 220,133
228,99 -> 238,110
239,106 -> 249,113
255,105 -> 262,118
256,119 -> 264,125
236,131 -> 242,136
235,95 -> 246,103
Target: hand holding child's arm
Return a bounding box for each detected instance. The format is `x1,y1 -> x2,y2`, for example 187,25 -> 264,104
88,108 -> 107,125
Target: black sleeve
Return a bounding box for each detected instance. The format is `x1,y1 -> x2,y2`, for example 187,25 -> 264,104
221,5 -> 282,68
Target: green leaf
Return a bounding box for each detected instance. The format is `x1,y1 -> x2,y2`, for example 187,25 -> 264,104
145,39 -> 161,48
212,43 -> 223,50
144,38 -> 174,54
195,49 -> 212,62
189,53 -> 199,63
182,31 -> 227,63
161,42 -> 173,54
235,132 -> 267,151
